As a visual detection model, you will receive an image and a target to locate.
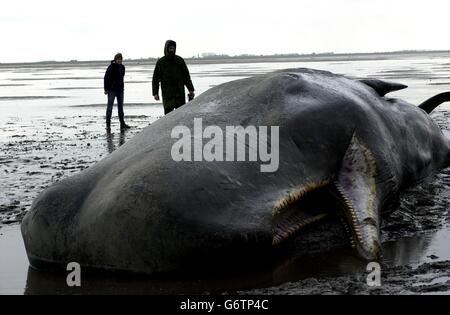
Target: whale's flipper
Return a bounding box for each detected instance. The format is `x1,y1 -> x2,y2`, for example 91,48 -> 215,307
359,79 -> 407,97
334,135 -> 381,260
419,92 -> 450,114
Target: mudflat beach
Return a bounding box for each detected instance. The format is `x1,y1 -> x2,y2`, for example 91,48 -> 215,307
2,52 -> 450,294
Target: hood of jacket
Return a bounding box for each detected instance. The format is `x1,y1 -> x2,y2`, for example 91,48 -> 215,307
164,40 -> 177,57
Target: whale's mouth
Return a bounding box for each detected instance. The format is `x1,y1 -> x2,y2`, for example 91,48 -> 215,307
272,181 -> 351,246
271,180 -> 377,259
272,181 -> 335,246
272,136 -> 382,260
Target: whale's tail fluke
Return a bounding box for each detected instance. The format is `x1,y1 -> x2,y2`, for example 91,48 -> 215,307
419,92 -> 450,114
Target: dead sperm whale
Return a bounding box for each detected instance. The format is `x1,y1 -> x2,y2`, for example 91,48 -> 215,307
21,68 -> 450,274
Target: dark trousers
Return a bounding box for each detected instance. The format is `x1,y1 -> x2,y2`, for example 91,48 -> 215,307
106,90 -> 124,124
164,107 -> 175,115
163,94 -> 186,115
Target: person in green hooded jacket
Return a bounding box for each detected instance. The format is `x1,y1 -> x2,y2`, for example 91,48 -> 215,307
152,40 -> 195,115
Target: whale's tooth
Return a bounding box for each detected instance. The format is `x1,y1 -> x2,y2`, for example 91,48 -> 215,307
272,236 -> 282,245
279,223 -> 287,230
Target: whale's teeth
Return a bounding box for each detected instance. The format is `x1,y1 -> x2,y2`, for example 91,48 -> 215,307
272,213 -> 328,246
271,178 -> 334,246
272,178 -> 333,216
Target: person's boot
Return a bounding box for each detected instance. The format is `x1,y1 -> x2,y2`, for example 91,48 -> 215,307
120,122 -> 131,129
106,120 -> 111,130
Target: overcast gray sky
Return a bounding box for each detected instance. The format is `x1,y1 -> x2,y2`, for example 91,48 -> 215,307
2,0 -> 450,63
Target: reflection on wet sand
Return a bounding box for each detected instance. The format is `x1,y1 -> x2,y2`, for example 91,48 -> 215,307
23,262 -> 276,295
22,248 -> 364,294
106,129 -> 128,154
383,228 -> 450,267
383,235 -> 433,266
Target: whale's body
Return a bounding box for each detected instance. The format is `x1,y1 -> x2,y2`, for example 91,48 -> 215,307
21,68 -> 450,274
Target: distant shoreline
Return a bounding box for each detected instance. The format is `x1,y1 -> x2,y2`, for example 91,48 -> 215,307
1,50 -> 450,69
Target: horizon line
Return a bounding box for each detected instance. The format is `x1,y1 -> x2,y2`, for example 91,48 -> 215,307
1,49 -> 450,66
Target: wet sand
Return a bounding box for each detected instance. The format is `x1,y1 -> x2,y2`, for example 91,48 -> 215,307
0,114 -> 157,227
0,96 -> 67,100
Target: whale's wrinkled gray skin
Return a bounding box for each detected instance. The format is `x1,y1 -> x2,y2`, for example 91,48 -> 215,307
21,68 -> 450,275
